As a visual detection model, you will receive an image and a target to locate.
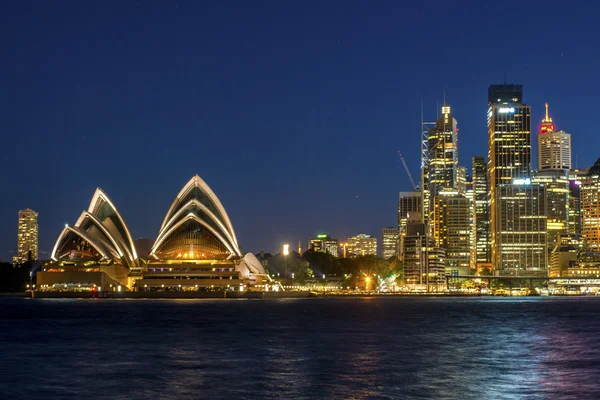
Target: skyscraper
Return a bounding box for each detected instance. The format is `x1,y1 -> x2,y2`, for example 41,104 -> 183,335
568,172 -> 583,236
532,170 -> 570,252
494,181 -> 547,276
538,103 -> 571,171
457,165 -> 467,194
432,191 -> 471,275
581,159 -> 600,254
472,156 -> 491,269
381,227 -> 399,259
427,101 -> 458,221
14,208 -> 39,264
488,84 -> 531,270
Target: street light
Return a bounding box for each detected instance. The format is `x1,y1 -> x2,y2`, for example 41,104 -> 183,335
283,244 -> 290,280
340,242 -> 349,258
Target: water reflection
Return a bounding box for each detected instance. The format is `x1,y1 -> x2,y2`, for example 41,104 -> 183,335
1,297 -> 600,399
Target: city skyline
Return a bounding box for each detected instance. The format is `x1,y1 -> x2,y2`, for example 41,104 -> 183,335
3,2 -> 600,260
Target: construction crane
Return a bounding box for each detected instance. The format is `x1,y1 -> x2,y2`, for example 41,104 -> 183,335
397,149 -> 418,190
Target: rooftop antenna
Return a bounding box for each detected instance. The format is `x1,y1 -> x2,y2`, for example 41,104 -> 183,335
443,88 -> 447,106
503,72 -> 507,84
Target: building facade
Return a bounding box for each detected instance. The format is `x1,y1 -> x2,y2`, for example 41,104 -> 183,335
432,192 -> 471,275
532,170 -> 570,252
581,160 -> 600,254
400,213 -> 446,292
346,234 -> 377,257
398,191 -> 422,233
14,208 -> 39,264
310,234 -> 339,257
381,227 -> 399,259
487,84 -> 532,271
472,156 -> 490,268
494,181 -> 547,276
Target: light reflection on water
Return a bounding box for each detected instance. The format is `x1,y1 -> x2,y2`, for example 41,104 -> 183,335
1,297 -> 600,399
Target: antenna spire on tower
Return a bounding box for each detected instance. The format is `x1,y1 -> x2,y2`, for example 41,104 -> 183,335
542,102 -> 553,123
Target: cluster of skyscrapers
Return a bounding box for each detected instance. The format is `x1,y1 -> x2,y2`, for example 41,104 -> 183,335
397,83 -> 600,290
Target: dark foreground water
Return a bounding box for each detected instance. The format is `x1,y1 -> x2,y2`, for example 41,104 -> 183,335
1,297 -> 600,400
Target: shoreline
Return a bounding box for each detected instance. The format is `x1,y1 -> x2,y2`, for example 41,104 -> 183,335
2,291 -> 598,299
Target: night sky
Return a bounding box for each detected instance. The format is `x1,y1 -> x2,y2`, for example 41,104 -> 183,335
2,1 -> 600,260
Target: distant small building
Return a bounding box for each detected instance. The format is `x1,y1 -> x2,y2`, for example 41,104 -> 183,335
346,234 -> 377,257
310,234 -> 339,257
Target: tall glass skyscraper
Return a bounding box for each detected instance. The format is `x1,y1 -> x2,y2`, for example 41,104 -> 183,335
487,84 -> 531,271
427,102 -> 458,222
472,156 -> 490,269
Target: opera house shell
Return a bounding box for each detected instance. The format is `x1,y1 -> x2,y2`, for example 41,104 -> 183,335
38,175 -> 270,292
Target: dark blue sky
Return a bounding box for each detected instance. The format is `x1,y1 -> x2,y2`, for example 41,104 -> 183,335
2,0 -> 599,260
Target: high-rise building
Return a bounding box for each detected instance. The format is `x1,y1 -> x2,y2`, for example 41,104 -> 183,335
398,191 -> 422,234
488,84 -> 532,271
494,181 -> 547,276
14,208 -> 39,264
472,156 -> 491,269
427,101 -> 458,221
532,170 -> 570,251
381,227 -> 399,259
432,191 -> 471,275
457,166 -> 467,195
581,159 -> 600,254
400,212 -> 446,292
310,234 -> 339,257
568,171 -> 584,236
346,234 -> 377,257
538,103 -> 571,171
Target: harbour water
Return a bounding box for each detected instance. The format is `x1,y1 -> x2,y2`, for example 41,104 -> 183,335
2,297 -> 600,399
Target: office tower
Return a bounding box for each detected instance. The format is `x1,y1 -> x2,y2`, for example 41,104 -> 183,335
432,192 -> 471,275
14,208 -> 39,264
310,234 -> 339,257
472,156 -> 491,269
457,166 -> 467,194
581,159 -> 600,254
427,101 -> 458,221
464,177 -> 475,269
381,227 -> 399,259
346,234 -> 377,257
400,212 -> 446,292
538,103 -> 571,171
488,84 -> 532,270
494,181 -> 547,276
398,191 -> 422,233
568,171 -> 583,236
532,170 -> 570,251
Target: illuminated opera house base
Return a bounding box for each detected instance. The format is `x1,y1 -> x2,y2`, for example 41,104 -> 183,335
37,176 -> 272,293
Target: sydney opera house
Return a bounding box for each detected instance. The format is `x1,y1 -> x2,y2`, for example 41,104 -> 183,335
37,175 -> 271,292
